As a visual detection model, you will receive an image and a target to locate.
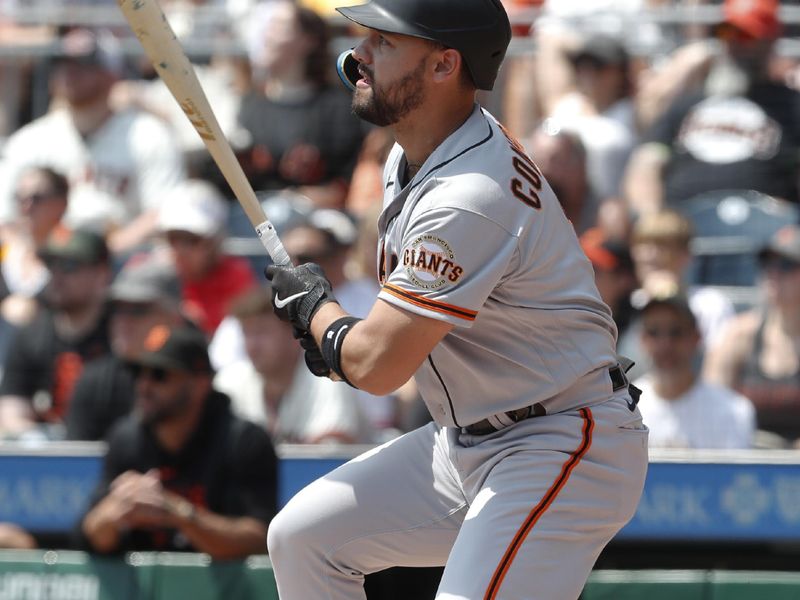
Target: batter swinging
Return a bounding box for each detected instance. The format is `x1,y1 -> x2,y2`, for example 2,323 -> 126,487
265,0 -> 648,598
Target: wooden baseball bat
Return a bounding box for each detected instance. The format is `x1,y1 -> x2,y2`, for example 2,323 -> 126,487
117,0 -> 291,266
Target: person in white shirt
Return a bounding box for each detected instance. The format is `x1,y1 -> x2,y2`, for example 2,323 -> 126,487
634,291 -> 755,449
213,287 -> 372,444
0,28 -> 185,255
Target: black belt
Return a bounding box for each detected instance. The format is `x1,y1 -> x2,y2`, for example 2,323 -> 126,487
462,365 -> 631,436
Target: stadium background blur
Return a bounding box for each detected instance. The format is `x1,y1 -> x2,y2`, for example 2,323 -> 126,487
2,0 -> 800,598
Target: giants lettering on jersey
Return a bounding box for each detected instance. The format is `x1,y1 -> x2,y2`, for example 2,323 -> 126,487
403,235 -> 463,290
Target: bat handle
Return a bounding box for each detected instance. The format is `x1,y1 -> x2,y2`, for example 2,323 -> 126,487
255,220 -> 292,266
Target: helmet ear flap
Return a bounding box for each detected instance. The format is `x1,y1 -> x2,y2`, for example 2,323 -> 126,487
336,49 -> 360,91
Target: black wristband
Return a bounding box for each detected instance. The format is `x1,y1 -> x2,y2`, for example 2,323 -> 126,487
321,316 -> 362,388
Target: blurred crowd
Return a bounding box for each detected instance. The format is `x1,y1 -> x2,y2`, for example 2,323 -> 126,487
1,0 -> 800,554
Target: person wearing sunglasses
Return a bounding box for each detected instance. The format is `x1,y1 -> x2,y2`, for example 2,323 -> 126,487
0,166 -> 70,327
0,228 -> 112,441
80,324 -> 277,558
64,254 -> 189,441
705,224 -> 800,448
634,291 -> 754,449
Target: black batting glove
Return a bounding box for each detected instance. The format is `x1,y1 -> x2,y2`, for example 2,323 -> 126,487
264,263 -> 336,332
292,327 -> 331,377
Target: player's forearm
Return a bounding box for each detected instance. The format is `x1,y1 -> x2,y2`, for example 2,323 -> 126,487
311,301 -> 450,396
310,303 -> 407,395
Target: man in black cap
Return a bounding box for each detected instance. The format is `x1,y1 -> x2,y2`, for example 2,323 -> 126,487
80,324 -> 277,558
0,228 -> 112,440
65,254 -> 188,441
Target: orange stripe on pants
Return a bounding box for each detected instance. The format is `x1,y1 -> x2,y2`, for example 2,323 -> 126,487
483,408 -> 595,600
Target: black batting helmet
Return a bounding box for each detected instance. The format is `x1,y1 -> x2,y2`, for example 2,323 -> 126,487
335,0 -> 512,91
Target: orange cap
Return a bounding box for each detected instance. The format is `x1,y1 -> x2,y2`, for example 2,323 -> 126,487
724,0 -> 782,40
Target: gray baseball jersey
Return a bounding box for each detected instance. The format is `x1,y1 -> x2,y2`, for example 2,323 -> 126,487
376,104 -> 618,428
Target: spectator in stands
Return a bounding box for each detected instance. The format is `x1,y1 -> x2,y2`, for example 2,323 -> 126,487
704,225 -> 800,448
547,34 -> 638,201
65,254 -> 187,441
0,229 -> 112,440
629,209 -> 734,349
156,179 -> 256,337
634,291 -> 755,449
213,287 -> 372,444
237,1 -> 367,208
0,166 -> 69,328
525,123 -> 597,233
0,27 -> 186,255
80,325 -> 276,558
283,208 -> 398,435
623,0 -> 800,215
579,227 -> 638,343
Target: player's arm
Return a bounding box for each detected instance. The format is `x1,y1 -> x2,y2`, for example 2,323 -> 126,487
311,300 -> 452,396
265,263 -> 452,395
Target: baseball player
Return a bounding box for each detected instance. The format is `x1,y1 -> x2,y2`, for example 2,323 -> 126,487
265,0 -> 649,598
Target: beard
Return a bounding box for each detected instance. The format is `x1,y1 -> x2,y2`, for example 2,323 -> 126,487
352,57 -> 427,127
137,384 -> 192,426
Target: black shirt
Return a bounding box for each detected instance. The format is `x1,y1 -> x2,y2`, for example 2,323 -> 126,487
65,355 -> 135,441
237,85 -> 367,191
646,82 -> 800,204
0,304 -> 112,423
81,391 -> 278,554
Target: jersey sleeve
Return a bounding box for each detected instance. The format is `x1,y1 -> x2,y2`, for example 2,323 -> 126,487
378,204 -> 518,328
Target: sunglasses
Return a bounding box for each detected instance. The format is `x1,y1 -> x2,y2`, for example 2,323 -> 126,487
643,326 -> 690,340
45,258 -> 90,273
15,191 -> 60,204
759,256 -> 800,274
113,302 -> 156,317
129,364 -> 174,383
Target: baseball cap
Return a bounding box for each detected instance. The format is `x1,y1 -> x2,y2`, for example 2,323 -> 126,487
580,228 -> 633,273
38,228 -> 110,265
567,34 -> 628,68
757,224 -> 800,264
307,209 -> 359,247
158,180 -> 229,238
55,28 -> 125,75
110,254 -> 182,305
640,291 -> 698,329
133,325 -> 212,374
722,0 -> 782,41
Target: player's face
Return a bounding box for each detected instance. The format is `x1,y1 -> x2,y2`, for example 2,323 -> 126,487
350,31 -> 435,127
640,307 -> 699,372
